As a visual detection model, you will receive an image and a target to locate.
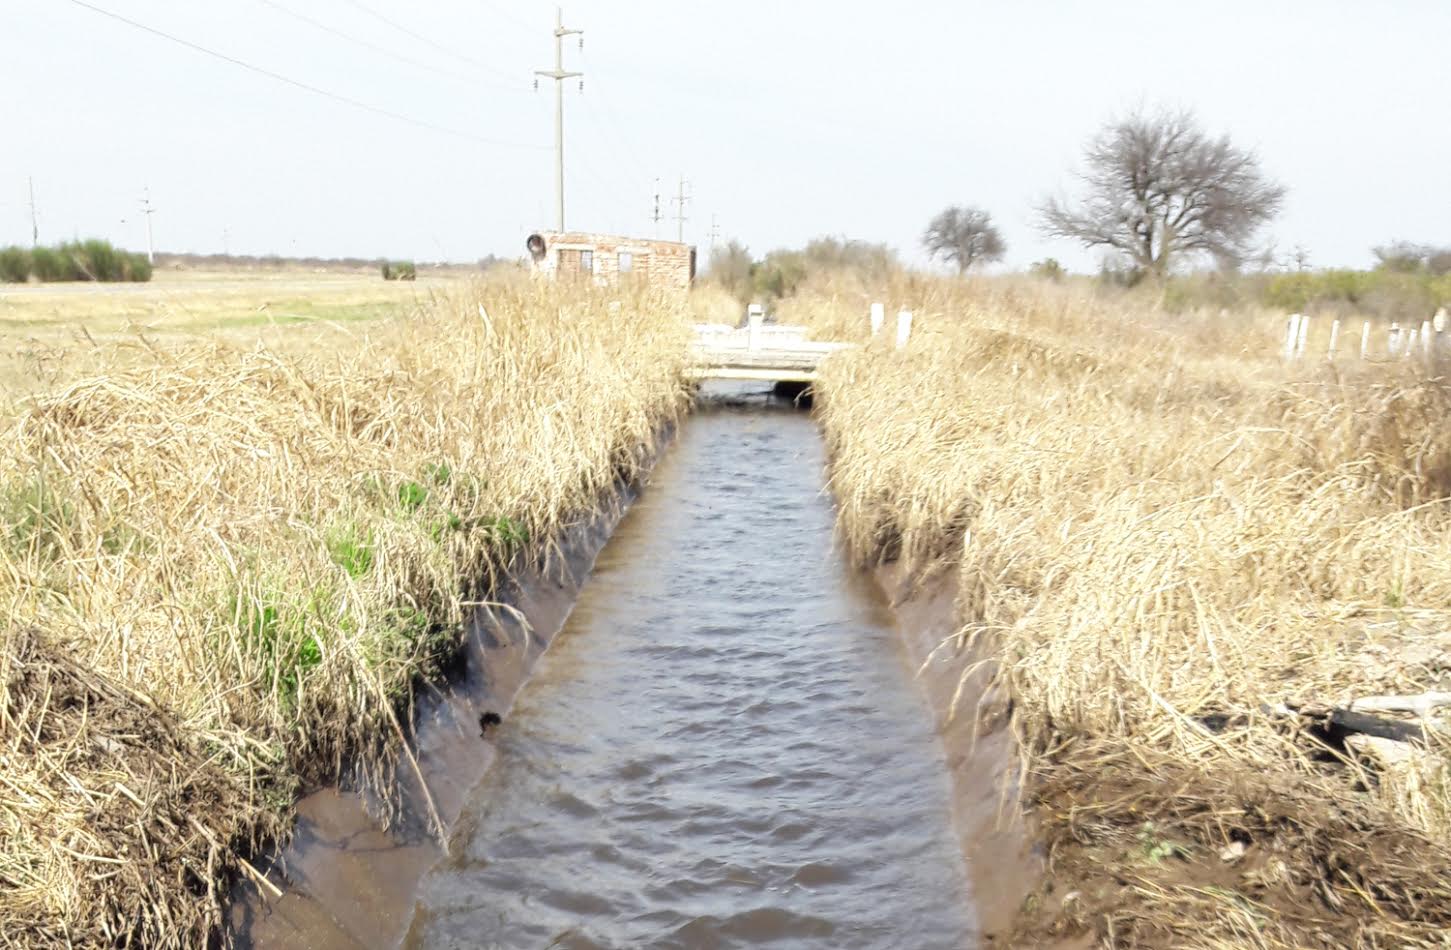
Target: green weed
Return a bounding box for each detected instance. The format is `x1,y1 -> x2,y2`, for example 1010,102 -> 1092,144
325,523 -> 375,578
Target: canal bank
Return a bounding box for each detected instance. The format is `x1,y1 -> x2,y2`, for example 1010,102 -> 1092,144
233,387 -> 1000,948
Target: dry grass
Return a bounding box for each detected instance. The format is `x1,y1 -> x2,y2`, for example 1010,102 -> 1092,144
0,277 -> 691,947
807,276 -> 1451,947
0,267 -> 478,396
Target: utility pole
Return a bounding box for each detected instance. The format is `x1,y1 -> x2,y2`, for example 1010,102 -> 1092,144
651,178 -> 662,237
708,214 -> 720,252
672,176 -> 690,244
27,177 -> 38,247
140,188 -> 155,263
534,8 -> 582,232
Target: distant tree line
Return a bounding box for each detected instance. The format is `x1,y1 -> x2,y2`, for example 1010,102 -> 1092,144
0,240 -> 151,283
705,236 -> 899,302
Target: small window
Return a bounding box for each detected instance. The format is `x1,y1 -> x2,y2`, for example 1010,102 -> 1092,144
579,249 -> 594,273
618,251 -> 633,273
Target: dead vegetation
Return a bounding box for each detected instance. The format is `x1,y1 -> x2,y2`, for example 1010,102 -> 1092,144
0,279 -> 691,947
806,276 -> 1451,947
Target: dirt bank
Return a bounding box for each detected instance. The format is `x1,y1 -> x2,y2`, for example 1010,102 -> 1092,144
229,490 -> 641,946
873,563 -> 1043,945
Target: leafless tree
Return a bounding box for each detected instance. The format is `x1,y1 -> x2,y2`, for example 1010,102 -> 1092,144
1039,110 -> 1285,278
923,206 -> 1005,274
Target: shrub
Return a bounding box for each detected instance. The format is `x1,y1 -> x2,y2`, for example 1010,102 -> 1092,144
0,246 -> 31,283
22,240 -> 150,282
30,245 -> 79,281
381,260 -> 417,281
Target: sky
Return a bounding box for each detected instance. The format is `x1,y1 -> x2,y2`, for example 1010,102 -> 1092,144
2,0 -> 1448,272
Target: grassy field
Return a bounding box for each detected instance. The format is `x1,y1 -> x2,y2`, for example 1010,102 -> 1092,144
0,271 -> 693,946
800,276 -> 1451,948
0,266 -> 481,396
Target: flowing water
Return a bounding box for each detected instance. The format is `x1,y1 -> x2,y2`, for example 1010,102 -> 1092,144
405,393 -> 974,948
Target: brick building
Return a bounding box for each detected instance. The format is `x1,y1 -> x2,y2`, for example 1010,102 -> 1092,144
525,231 -> 696,292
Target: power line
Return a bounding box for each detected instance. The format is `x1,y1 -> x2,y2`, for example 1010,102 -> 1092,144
64,0 -> 546,149
338,0 -> 521,86
249,0 -> 519,91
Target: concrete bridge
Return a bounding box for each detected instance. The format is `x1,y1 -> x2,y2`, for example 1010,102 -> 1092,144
689,307 -> 859,383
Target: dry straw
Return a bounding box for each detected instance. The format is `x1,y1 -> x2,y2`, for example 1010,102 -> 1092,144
0,278 -> 692,946
807,275 -> 1451,947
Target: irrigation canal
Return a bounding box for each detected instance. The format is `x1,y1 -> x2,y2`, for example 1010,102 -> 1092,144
244,386 -> 975,948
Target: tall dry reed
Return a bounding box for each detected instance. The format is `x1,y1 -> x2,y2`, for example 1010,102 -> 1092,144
809,276 -> 1451,947
0,279 -> 691,947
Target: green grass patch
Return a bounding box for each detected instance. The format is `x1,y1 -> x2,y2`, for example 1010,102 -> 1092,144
325,523 -> 375,578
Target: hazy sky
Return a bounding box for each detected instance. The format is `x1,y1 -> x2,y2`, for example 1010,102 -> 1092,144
3,0 -> 1448,271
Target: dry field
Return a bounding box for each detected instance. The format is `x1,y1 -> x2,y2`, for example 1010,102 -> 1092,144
797,277 -> 1451,948
0,266 -> 479,396
0,274 -> 692,946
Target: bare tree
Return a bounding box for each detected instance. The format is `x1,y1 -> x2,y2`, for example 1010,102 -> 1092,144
923,206 -> 1005,274
1039,109 -> 1286,278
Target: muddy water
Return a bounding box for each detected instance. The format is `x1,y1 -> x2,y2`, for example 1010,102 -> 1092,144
405,394 -> 974,948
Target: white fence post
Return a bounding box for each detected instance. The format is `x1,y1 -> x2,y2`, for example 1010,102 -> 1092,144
895,309 -> 913,349
1361,321 -> 1371,360
870,302 -> 884,336
1405,327 -> 1418,359
1422,320 -> 1433,357
1284,313 -> 1302,360
1296,315 -> 1310,357
747,303 -> 764,351
1328,319 -> 1340,361
1389,322 -> 1402,357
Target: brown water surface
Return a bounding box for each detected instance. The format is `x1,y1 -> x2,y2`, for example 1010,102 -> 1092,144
404,393 -> 974,948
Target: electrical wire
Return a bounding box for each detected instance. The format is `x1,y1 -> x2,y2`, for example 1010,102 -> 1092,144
249,0 -> 521,92
337,0 -> 522,86
64,0 -> 547,149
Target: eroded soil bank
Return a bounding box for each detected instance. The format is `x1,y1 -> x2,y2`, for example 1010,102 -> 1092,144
228,497 -> 640,947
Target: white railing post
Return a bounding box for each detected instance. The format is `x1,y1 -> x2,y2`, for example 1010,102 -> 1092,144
1405,327 -> 1418,359
895,309 -> 913,349
1360,321 -> 1371,360
1389,322 -> 1402,356
747,303 -> 764,351
1296,314 -> 1310,357
1284,313 -> 1302,360
1328,319 -> 1340,361
870,302 -> 884,336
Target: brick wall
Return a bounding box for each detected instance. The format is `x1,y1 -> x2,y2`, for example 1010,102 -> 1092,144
529,231 -> 695,292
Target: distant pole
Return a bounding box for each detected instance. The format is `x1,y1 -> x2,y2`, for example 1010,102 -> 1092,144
1360,320 -> 1371,360
672,176 -> 690,244
708,213 -> 721,252
534,7 -> 582,232
140,187 -> 155,263
651,178 -> 661,237
27,176 -> 38,247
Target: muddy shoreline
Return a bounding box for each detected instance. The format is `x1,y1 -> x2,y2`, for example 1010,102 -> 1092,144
228,487 -> 646,947
871,563 -> 1042,945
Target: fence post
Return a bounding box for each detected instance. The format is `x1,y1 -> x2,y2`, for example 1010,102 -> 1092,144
896,309 -> 913,349
1296,315 -> 1310,357
1327,319 -> 1340,361
1422,320 -> 1433,358
1284,314 -> 1301,360
747,303 -> 764,351
1389,322 -> 1402,356
1361,321 -> 1371,360
870,302 -> 885,336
